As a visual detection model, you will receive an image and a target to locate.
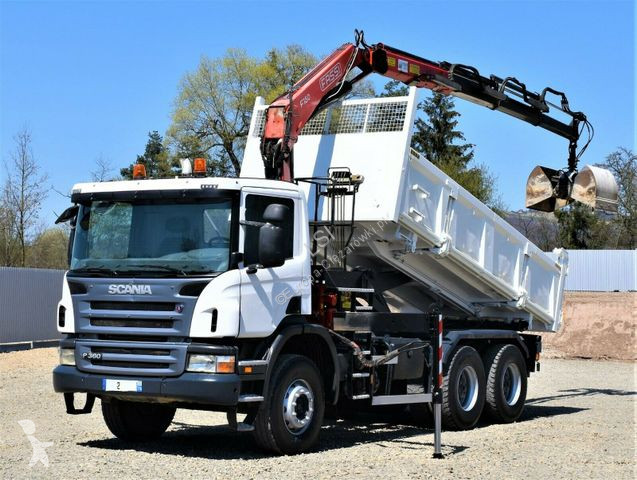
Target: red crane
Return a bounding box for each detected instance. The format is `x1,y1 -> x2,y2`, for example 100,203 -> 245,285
260,30 -> 613,212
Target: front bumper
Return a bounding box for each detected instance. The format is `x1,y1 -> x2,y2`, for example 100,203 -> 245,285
53,365 -> 240,406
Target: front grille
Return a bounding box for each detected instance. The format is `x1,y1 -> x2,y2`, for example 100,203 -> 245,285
71,279 -> 198,349
91,301 -> 175,311
97,334 -> 171,342
91,360 -> 171,369
76,340 -> 187,377
91,346 -> 170,356
90,318 -> 174,329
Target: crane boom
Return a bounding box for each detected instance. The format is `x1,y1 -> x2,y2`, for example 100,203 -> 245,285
260,30 -> 614,212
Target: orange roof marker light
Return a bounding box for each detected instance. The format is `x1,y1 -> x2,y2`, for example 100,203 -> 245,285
193,157 -> 207,176
132,164 -> 147,179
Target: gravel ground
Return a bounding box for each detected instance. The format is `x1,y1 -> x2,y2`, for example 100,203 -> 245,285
0,348 -> 635,479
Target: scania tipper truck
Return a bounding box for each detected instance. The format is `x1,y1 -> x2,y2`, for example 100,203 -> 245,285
52,31 -> 618,455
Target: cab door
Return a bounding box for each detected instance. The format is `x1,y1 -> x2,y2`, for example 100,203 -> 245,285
238,188 -> 310,337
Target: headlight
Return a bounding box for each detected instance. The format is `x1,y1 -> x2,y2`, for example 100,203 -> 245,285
59,348 -> 75,366
186,354 -> 235,374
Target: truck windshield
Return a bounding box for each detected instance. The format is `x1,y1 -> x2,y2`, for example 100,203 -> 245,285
69,197 -> 234,276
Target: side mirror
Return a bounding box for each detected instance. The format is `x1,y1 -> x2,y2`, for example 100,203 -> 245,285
55,205 -> 79,267
258,204 -> 289,268
55,205 -> 79,224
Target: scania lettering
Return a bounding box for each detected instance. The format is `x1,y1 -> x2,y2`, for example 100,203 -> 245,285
107,285 -> 153,295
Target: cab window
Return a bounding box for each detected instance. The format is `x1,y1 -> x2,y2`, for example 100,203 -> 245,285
244,195 -> 294,265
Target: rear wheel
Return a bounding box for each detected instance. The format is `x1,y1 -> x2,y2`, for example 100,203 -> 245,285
441,346 -> 485,430
253,354 -> 325,455
101,399 -> 175,441
484,344 -> 527,423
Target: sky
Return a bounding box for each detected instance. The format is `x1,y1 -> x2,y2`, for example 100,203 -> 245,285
1,0 -> 635,226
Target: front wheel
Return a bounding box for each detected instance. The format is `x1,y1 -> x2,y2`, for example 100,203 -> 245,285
253,354 -> 325,455
101,399 -> 175,441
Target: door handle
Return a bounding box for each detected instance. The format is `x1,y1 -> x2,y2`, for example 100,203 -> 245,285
246,264 -> 263,274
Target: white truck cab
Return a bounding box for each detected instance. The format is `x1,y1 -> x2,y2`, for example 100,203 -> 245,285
57,177 -> 312,340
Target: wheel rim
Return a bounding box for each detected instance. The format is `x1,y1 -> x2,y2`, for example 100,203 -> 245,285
282,378 -> 314,435
502,363 -> 522,406
456,365 -> 479,411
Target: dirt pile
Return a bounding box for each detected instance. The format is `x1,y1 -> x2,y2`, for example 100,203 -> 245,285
542,292 -> 636,360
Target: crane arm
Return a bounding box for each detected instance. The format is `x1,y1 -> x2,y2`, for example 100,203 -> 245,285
260,30 -> 606,212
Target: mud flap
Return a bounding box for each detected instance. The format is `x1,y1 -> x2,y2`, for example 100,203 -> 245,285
64,392 -> 96,414
226,409 -> 256,432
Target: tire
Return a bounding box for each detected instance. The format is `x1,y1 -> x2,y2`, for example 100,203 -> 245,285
484,344 -> 527,423
101,399 -> 175,442
441,346 -> 486,430
253,354 -> 325,455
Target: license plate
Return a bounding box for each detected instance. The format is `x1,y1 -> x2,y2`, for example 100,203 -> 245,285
102,379 -> 142,392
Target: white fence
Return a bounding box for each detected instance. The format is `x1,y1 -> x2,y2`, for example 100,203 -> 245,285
563,250 -> 636,291
0,267 -> 63,346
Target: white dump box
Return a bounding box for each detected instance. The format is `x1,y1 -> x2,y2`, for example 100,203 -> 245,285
241,88 -> 567,332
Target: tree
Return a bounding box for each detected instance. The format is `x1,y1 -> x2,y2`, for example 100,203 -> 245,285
259,44 -> 375,100
91,155 -> 117,182
257,45 -> 319,101
534,213 -> 561,251
168,49 -> 266,177
121,131 -> 172,179
167,44 -> 379,178
598,147 -> 636,248
549,147 -> 636,251
0,199 -> 19,266
378,80 -> 409,98
381,81 -> 499,208
507,210 -> 559,251
414,94 -> 497,204
27,227 -> 69,269
167,46 -> 326,177
3,128 -> 48,267
555,203 -> 605,249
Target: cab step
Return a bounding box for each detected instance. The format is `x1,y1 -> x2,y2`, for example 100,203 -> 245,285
336,287 -> 375,293
371,393 -> 432,406
351,394 -> 371,400
238,394 -> 264,402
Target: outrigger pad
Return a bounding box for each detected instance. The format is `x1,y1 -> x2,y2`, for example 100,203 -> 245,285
64,392 -> 95,415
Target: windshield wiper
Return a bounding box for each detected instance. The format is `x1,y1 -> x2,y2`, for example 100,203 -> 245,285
70,266 -> 119,277
186,270 -> 219,276
125,264 -> 188,276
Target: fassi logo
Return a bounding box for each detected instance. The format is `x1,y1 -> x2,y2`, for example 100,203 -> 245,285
319,64 -> 342,91
107,285 -> 153,295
